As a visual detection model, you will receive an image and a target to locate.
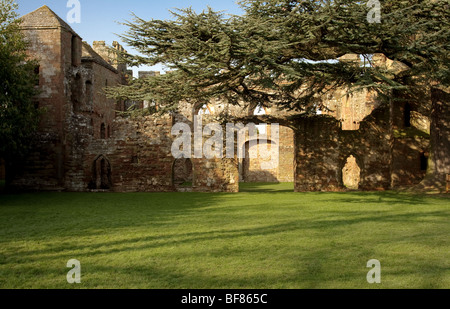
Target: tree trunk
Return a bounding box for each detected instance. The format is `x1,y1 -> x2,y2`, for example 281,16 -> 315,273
417,87 -> 450,192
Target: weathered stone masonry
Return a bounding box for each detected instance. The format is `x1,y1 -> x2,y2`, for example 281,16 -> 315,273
8,5 -> 431,193
295,107 -> 392,191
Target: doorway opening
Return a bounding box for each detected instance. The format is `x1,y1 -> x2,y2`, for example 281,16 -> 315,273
89,155 -> 112,190
342,155 -> 361,190
173,158 -> 193,191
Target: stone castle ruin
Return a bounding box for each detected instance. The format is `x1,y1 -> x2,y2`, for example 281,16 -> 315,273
1,6 -> 432,193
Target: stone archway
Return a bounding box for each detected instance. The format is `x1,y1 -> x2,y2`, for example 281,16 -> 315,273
241,139 -> 279,183
238,123 -> 295,184
89,155 -> 112,190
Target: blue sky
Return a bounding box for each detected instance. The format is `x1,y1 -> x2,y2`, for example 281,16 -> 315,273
17,0 -> 243,74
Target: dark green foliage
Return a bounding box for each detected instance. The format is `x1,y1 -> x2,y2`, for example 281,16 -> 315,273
107,0 -> 449,114
0,0 -> 40,161
106,1 -> 449,190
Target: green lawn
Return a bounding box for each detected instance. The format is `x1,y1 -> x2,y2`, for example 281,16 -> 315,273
0,184 -> 448,289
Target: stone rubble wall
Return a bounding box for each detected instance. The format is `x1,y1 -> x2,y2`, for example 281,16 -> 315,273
10,8 -> 432,193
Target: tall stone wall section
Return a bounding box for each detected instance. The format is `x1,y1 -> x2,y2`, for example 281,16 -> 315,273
83,116 -> 174,192
9,7 -> 432,193
430,88 -> 450,180
12,16 -> 75,190
294,107 -> 392,192
64,59 -> 121,191
76,114 -> 239,193
390,100 -> 431,187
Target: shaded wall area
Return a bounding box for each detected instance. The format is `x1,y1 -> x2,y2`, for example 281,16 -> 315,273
295,107 -> 391,192
430,88 -> 450,181
82,116 -> 174,192
294,104 -> 430,192
81,116 -> 239,193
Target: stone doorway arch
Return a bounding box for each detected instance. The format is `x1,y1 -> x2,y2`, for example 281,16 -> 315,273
89,155 -> 112,190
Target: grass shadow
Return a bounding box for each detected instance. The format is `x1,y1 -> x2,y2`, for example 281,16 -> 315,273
0,190 -> 449,288
315,190 -> 449,206
239,182 -> 295,193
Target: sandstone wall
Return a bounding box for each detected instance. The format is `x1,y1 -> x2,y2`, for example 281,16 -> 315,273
79,115 -> 239,193
84,116 -> 175,192
12,25 -> 69,189
295,107 -> 392,192
390,100 -> 431,187
11,7 -> 431,193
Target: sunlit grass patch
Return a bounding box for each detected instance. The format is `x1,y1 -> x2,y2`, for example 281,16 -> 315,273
0,186 -> 448,289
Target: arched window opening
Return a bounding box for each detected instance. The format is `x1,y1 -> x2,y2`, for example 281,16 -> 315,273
253,105 -> 267,135
420,152 -> 429,172
197,104 -> 213,115
90,118 -> 94,135
72,73 -> 82,112
404,103 -> 412,128
342,155 -> 361,190
100,123 -> 106,139
85,81 -> 93,106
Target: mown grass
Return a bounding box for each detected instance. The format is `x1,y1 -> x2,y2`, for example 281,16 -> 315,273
0,184 -> 448,289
